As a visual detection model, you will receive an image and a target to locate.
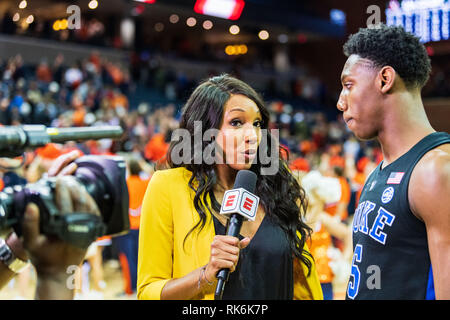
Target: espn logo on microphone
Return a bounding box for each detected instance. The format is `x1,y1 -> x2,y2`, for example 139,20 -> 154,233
219,188 -> 259,221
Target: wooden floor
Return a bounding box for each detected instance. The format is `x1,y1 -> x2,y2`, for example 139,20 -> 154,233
0,259 -> 136,300
0,260 -> 348,300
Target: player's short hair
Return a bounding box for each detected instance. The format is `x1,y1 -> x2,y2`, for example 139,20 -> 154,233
343,24 -> 431,89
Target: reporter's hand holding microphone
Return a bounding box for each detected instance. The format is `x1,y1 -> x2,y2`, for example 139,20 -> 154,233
158,170 -> 258,300
203,234 -> 250,286
204,170 -> 258,300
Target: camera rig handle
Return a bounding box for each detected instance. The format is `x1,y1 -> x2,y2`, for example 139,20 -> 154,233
0,125 -> 123,157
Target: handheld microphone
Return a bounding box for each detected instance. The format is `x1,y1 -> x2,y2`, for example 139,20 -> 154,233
214,170 -> 259,300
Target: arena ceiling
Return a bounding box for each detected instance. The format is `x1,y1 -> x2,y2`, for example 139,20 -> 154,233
0,0 -> 346,45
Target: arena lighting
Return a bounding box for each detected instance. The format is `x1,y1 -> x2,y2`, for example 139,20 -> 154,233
258,30 -> 269,40
225,44 -> 248,55
237,44 -> 247,54
194,0 -> 245,20
52,21 -> 59,31
60,19 -> 69,29
131,5 -> 145,16
154,22 -> 164,32
225,45 -> 235,55
19,1 -> 27,9
203,20 -> 213,30
26,15 -> 34,24
121,18 -> 135,47
88,0 -> 98,10
330,8 -> 346,26
169,14 -> 179,23
53,19 -> 68,31
386,0 -> 450,42
229,24 -> 240,34
186,17 -> 197,27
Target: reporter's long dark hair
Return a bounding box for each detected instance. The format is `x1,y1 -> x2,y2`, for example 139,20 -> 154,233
165,74 -> 313,275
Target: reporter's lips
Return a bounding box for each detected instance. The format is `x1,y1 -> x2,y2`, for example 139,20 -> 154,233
242,149 -> 257,160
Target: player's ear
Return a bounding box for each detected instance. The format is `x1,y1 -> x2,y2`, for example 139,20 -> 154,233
377,66 -> 396,94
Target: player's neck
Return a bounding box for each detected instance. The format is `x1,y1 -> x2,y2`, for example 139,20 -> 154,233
377,93 -> 435,168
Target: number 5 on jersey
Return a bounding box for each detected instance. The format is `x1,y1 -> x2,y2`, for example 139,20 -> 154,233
347,244 -> 363,299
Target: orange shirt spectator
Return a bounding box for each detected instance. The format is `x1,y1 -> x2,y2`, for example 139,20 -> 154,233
72,108 -> 86,127
299,140 -> 317,155
352,157 -> 370,208
35,143 -> 64,160
308,224 -> 334,284
127,174 -> 150,230
36,62 -> 52,83
325,176 -> 351,221
144,133 -> 169,162
289,157 -> 310,172
353,171 -> 366,207
112,92 -> 129,110
329,155 -> 346,170
106,63 -> 123,85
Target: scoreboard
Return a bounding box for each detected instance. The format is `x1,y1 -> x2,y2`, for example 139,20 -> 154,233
386,0 -> 450,43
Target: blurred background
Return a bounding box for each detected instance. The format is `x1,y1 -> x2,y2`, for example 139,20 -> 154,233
0,0 -> 448,300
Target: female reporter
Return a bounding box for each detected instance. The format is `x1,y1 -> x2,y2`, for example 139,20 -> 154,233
137,74 -> 322,300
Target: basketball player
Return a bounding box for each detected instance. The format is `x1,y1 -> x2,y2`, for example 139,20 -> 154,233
336,24 -> 450,299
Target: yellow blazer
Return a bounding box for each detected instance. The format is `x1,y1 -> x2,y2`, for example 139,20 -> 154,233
137,167 -> 323,300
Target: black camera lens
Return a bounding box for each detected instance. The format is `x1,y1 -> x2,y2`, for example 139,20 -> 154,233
74,155 -> 129,236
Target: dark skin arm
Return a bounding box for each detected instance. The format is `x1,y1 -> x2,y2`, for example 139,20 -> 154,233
24,175 -> 100,300
409,144 -> 450,300
0,151 -> 100,299
0,232 -> 28,288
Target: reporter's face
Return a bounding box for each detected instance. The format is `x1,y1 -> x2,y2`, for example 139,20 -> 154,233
216,94 -> 262,170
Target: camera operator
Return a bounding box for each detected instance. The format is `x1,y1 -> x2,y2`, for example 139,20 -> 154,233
0,150 -> 100,299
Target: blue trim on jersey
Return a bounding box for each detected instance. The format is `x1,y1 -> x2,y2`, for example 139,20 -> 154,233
426,265 -> 435,300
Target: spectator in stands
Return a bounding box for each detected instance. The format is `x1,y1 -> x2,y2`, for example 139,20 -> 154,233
115,156 -> 150,296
